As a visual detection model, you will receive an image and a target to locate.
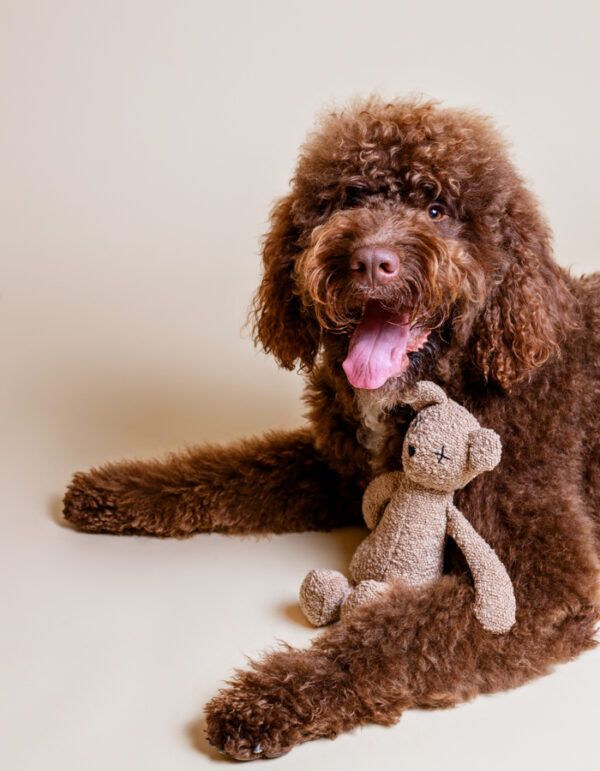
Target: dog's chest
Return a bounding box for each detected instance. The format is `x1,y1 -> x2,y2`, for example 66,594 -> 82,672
355,391 -> 407,475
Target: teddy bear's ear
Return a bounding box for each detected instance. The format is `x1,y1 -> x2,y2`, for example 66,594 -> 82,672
468,428 -> 502,473
402,381 -> 447,411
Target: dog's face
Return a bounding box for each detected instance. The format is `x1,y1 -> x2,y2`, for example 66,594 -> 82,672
253,99 -> 574,393
294,199 -> 485,390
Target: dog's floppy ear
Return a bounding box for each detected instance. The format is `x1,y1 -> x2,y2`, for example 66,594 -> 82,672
251,195 -> 320,370
473,186 -> 577,390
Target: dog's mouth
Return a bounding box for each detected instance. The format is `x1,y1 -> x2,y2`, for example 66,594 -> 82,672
342,300 -> 430,390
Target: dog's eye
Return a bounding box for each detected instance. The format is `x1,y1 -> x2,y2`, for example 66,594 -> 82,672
427,203 -> 446,220
408,445 -> 416,457
344,187 -> 365,208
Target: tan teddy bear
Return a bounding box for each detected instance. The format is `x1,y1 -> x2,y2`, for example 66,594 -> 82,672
299,381 -> 516,634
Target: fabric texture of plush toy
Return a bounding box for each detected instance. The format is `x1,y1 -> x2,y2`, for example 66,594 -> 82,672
299,381 -> 516,634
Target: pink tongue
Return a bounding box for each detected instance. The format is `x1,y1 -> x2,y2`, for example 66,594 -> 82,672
343,303 -> 411,389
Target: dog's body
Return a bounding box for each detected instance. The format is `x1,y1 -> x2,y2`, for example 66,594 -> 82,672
63,99 -> 600,760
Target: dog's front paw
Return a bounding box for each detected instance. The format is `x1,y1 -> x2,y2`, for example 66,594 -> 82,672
62,469 -> 143,534
205,677 -> 303,761
63,471 -> 117,531
204,640 -> 369,759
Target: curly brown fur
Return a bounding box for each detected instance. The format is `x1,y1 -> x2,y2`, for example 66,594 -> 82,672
296,204 -> 487,334
62,97 -> 600,760
63,428 -> 363,536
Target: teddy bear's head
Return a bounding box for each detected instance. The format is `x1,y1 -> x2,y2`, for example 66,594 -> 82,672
401,381 -> 502,493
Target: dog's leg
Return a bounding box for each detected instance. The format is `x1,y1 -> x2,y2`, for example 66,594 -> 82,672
205,502 -> 600,760
63,428 -> 362,536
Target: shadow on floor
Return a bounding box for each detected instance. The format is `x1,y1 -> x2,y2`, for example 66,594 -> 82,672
187,715 -> 231,763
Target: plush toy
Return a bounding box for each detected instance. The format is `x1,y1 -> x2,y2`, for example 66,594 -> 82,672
299,381 -> 516,634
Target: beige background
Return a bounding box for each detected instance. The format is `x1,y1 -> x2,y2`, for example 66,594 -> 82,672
1,1 -> 599,769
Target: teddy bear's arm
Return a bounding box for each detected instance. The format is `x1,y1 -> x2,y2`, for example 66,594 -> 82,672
446,504 -> 516,634
362,471 -> 404,530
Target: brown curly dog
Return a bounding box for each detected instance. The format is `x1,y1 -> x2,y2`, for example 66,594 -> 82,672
63,97 -> 600,760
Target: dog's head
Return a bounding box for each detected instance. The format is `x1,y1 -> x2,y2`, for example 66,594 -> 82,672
252,98 -> 575,392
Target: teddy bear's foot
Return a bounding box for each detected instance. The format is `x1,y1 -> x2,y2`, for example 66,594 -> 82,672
341,579 -> 389,619
299,569 -> 351,626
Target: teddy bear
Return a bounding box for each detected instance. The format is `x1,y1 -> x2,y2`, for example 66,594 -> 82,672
299,381 -> 516,634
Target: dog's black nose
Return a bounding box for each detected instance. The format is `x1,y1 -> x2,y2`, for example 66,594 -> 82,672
350,246 -> 400,287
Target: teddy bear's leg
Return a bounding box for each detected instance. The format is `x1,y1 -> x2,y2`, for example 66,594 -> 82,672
340,579 -> 389,619
299,569 -> 351,626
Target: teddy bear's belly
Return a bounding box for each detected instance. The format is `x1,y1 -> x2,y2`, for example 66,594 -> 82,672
349,502 -> 447,586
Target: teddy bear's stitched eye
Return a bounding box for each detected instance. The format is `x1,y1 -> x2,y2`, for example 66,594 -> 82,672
408,445 -> 416,457
434,446 -> 450,463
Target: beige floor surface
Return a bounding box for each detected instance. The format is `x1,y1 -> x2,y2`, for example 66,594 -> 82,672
3,363 -> 600,771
